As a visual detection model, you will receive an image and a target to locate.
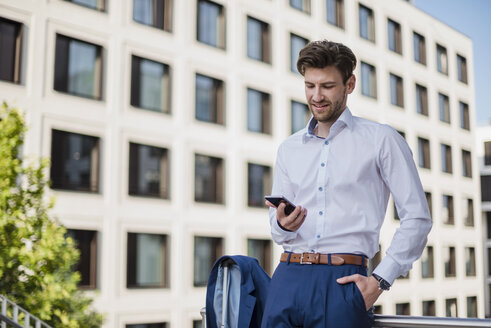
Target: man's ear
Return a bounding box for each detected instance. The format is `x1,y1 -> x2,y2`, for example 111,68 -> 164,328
346,74 -> 356,94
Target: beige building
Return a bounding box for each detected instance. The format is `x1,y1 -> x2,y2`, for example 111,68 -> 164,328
0,0 -> 483,326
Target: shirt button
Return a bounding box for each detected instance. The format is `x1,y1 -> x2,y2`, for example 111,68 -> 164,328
324,140 -> 329,145
321,163 -> 325,167
319,211 -> 323,215
318,187 -> 323,191
316,235 -> 321,239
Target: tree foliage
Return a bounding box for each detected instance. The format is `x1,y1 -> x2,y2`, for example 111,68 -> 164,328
0,102 -> 103,327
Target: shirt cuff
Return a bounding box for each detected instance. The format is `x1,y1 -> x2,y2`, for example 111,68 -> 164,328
271,219 -> 297,240
372,254 -> 402,286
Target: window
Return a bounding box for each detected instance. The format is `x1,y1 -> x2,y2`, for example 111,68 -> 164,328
466,247 -> 476,276
441,143 -> 452,174
373,305 -> 383,314
247,88 -> 271,134
127,232 -> 169,288
425,191 -> 433,218
463,198 -> 473,227
387,18 -> 401,54
133,0 -> 172,31
438,93 -> 450,123
291,100 -> 310,133
415,84 -> 428,116
194,236 -> 223,286
54,34 -> 103,99
359,4 -> 375,42
0,17 -> 23,84
396,303 -> 410,315
485,141 -> 491,166
67,0 -> 105,11
326,0 -> 344,28
417,137 -> 431,169
361,62 -> 377,98
197,0 -> 225,49
195,73 -> 225,124
194,154 -> 224,204
462,149 -> 472,178
457,54 -> 468,84
128,143 -> 169,199
248,163 -> 272,207
247,16 -> 271,63
483,176 -> 491,202
126,323 -> 167,328
422,300 -> 436,316
442,194 -> 454,225
436,44 -> 448,74
290,33 -> 308,73
467,296 -> 477,318
488,248 -> 491,276
446,298 -> 458,317
421,246 -> 434,278
389,73 -> 404,107
459,101 -> 470,130
413,32 -> 426,65
247,238 -> 272,274
50,129 -> 100,193
444,246 -> 456,277
488,213 -> 491,239
193,320 -> 203,328
67,229 -> 98,289
131,55 -> 171,113
290,0 -> 310,14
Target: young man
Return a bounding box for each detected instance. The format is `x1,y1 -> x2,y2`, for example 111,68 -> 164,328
261,40 -> 432,327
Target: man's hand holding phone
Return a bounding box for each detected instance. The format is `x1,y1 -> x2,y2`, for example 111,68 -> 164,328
264,195 -> 307,232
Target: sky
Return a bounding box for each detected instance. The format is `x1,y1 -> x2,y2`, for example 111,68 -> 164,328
413,0 -> 491,126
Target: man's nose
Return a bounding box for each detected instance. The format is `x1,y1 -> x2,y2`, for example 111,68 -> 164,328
312,87 -> 323,102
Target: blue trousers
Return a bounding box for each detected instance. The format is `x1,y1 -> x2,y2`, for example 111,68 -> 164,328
261,259 -> 374,327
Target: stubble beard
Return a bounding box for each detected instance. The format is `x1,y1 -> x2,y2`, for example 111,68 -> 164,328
310,89 -> 347,123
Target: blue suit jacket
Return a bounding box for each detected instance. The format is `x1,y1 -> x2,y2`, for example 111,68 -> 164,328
206,255 -> 271,328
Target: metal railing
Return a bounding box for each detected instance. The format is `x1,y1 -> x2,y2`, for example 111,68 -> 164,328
0,295 -> 52,328
200,308 -> 491,327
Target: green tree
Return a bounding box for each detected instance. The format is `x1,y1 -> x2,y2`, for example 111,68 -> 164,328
0,102 -> 103,327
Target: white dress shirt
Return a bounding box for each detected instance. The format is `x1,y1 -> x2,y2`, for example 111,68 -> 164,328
269,108 -> 432,285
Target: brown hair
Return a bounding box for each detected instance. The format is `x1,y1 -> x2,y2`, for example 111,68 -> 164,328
296,40 -> 357,83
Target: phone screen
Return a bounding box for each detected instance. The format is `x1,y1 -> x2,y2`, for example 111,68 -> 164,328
264,195 -> 296,215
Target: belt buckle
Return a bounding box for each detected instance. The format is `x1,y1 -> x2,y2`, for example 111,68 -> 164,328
300,252 -> 312,265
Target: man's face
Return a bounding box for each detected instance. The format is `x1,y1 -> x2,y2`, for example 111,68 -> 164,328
304,66 -> 355,123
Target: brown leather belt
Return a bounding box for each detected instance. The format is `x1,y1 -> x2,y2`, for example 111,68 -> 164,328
280,252 -> 368,267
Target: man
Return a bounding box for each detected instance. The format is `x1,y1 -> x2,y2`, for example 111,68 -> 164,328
261,40 -> 432,327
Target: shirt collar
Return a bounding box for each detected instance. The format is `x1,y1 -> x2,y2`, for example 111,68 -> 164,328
303,107 -> 353,143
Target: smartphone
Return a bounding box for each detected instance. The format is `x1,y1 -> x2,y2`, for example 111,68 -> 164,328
264,195 -> 296,215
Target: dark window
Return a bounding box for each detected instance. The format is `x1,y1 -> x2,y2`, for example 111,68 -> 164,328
197,0 -> 225,49
291,100 -> 310,133
373,305 -> 383,314
247,238 -> 272,275
247,88 -> 271,134
396,303 -> 410,315
466,247 -> 476,277
54,34 -> 103,99
459,101 -> 470,130
467,296 -> 477,318
439,93 -> 450,123
413,32 -> 426,65
127,232 -> 169,288
67,229 -> 98,289
425,191 -> 433,218
247,163 -> 272,207
421,246 -> 434,278
133,0 -> 172,31
488,248 -> 491,276
436,44 -> 448,74
462,149 -> 472,178
361,62 -> 377,98
389,73 -> 404,107
446,298 -> 458,317
326,0 -> 344,28
246,16 -> 271,63
128,143 -> 169,199
290,33 -> 308,73
418,137 -> 431,169
484,176 -> 491,202
444,246 -> 456,277
440,143 -> 452,174
194,154 -> 224,204
387,18 -> 401,54
0,17 -> 23,84
457,54 -> 468,84
359,4 -> 375,42
422,300 -> 436,316
485,141 -> 491,166
415,84 -> 428,116
464,198 -> 474,227
131,55 -> 171,113
66,0 -> 105,11
290,0 -> 311,14
487,213 -> 491,239
193,320 -> 203,328
195,73 -> 225,124
442,194 -> 454,225
126,323 -> 167,328
194,236 -> 223,286
50,129 -> 100,193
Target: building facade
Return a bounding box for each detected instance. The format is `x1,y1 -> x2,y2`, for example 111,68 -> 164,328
0,0 -> 483,326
